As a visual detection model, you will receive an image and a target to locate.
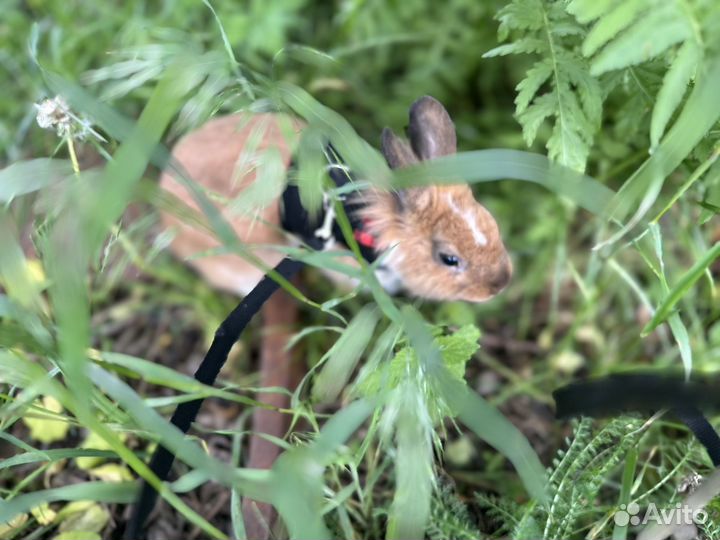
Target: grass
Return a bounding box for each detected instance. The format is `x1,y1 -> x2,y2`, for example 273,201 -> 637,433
1,0 -> 720,539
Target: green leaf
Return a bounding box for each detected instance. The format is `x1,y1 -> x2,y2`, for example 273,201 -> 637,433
642,243 -> 720,335
271,400 -> 373,540
596,57 -> 720,248
0,159 -> 71,203
387,381 -> 434,540
589,4 -> 692,75
488,0 -> 602,171
441,373 -> 548,505
434,325 -> 481,379
566,0 -> 621,24
0,482 -> 136,524
45,68 -> 313,309
0,213 -> 44,312
392,149 -> 615,216
574,0 -> 646,56
42,64 -> 196,420
313,305 -> 379,402
86,365 -> 271,500
295,125 -> 327,217
97,351 -> 265,408
0,449 -> 116,472
275,82 -> 390,189
650,40 -> 700,149
358,325 -> 479,399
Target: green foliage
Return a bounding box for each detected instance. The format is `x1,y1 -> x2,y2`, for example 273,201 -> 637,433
356,324 -> 480,403
568,0 -> 720,149
428,484 -> 483,540
3,0 -> 720,538
485,0 -> 603,172
475,418 -> 647,540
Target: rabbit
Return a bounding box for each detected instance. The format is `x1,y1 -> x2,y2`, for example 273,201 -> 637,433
156,96 -> 511,539
359,96 -> 512,301
160,96 -> 512,303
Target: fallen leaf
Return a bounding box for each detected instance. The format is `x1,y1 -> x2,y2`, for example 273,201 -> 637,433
88,463 -> 133,483
23,396 -> 69,444
31,502 -> 57,526
57,502 -> 108,535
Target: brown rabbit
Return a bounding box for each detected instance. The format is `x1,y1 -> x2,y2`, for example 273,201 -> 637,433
158,96 -> 511,538
360,96 -> 512,301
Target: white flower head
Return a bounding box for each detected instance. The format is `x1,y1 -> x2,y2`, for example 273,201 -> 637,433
34,95 -> 105,142
35,96 -> 72,136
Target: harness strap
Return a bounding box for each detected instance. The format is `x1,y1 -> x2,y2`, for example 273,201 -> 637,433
554,374 -> 720,467
280,144 -> 378,262
124,256 -> 308,539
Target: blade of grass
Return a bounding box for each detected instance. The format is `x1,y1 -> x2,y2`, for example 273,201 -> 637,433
42,69 -> 315,308
0,159 -> 71,203
642,242 -> 720,335
386,382 -> 433,540
399,306 -> 548,505
613,448 -> 638,540
0,351 -> 228,538
0,482 -> 136,523
392,149 -> 615,216
313,305 -> 379,402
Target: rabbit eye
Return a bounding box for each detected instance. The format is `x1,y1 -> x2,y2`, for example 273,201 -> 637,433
438,252 -> 460,267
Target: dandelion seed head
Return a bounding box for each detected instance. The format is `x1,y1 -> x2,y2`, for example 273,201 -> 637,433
35,96 -> 72,136
34,95 -> 106,143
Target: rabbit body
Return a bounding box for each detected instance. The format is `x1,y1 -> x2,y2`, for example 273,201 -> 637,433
160,97 -> 512,302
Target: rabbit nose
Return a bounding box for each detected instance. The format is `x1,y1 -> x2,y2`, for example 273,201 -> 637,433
488,258 -> 512,293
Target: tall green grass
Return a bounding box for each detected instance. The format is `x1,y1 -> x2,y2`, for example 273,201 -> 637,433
2,0 -> 720,538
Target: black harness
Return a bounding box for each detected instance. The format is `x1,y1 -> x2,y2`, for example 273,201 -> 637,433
280,144 -> 378,262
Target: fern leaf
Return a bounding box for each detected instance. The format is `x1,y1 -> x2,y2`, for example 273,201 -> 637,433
650,40 -> 701,148
516,62 -> 554,113
590,4 -> 692,75
567,0 -> 622,24
568,0 -> 701,76
486,0 -> 602,172
575,0 -> 648,56
569,0 -> 717,150
517,93 -> 555,146
475,493 -> 522,536
512,512 -> 543,540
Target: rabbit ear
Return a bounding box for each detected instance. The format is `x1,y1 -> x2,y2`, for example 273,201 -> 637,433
381,127 -> 418,169
407,96 -> 456,160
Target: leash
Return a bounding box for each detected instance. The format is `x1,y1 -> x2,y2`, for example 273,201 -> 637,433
124,256 -> 308,539
554,373 -> 720,466
125,145 -> 370,538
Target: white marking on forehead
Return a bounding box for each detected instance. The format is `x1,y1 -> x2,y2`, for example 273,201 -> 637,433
445,194 -> 488,247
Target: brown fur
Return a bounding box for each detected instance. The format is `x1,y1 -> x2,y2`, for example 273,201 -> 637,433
360,183 -> 511,302
363,95 -> 512,302
159,113 -> 302,295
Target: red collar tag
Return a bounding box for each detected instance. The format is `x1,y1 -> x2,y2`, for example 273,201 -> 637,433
353,217 -> 377,249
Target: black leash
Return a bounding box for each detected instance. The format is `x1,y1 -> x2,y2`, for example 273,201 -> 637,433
554,373 -> 720,466
124,256 -> 306,539
673,405 -> 720,467
125,143 -> 370,538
